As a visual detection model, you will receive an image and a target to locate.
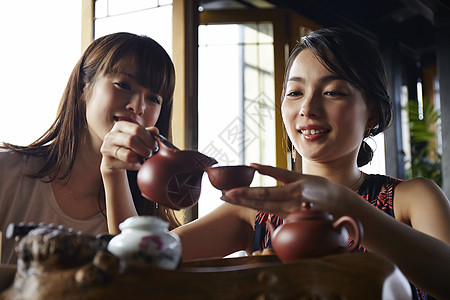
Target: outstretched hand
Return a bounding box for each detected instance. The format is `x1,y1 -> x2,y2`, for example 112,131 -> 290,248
220,163 -> 354,219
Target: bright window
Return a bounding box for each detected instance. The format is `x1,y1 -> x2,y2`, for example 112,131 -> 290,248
197,23 -> 277,217
94,0 -> 172,54
0,0 -> 81,145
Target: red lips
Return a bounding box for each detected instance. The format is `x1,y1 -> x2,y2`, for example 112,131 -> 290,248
297,125 -> 330,141
114,116 -> 138,124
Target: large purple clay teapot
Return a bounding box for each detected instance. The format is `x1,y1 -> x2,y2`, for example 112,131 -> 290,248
137,134 -> 217,210
267,202 -> 363,262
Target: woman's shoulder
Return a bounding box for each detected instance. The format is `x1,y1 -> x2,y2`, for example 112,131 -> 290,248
394,176 -> 447,224
0,150 -> 24,166
0,150 -> 43,174
363,174 -> 444,201
396,176 -> 444,199
364,174 -> 441,193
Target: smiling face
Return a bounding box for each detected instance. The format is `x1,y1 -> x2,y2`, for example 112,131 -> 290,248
282,49 -> 375,166
84,60 -> 162,149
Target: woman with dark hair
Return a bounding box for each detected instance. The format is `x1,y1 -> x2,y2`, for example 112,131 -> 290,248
173,28 -> 450,299
0,32 -> 179,264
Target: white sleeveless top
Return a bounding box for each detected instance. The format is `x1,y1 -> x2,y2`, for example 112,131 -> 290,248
0,150 -> 107,264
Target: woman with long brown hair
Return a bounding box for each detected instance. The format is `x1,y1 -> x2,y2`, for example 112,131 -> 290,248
0,32 -> 178,264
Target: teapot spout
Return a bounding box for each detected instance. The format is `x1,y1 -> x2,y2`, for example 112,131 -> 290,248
193,153 -> 217,171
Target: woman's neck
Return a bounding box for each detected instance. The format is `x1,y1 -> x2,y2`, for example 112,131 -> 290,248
50,138 -> 105,219
301,158 -> 363,190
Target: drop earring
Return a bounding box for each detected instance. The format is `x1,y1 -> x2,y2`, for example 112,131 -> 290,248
292,144 -> 297,162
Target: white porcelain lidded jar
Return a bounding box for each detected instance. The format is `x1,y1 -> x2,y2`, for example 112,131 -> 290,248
107,216 -> 181,270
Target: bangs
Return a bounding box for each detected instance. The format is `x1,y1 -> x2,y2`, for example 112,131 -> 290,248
103,35 -> 175,101
303,37 -> 360,90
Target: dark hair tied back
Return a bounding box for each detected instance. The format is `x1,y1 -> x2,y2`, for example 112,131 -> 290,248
282,28 -> 393,167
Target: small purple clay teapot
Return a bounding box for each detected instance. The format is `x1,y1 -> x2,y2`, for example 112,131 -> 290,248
137,134 -> 217,210
267,202 -> 363,262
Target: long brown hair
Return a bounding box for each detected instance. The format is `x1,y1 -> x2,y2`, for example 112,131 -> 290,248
1,32 -> 179,226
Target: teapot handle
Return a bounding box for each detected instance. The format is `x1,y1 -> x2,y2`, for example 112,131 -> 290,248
140,134 -> 177,162
154,133 -> 179,151
333,216 -> 364,252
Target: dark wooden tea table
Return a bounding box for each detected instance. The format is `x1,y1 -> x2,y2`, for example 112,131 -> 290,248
0,252 -> 412,299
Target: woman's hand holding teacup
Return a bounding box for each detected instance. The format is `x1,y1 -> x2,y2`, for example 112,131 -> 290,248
220,163 -> 353,219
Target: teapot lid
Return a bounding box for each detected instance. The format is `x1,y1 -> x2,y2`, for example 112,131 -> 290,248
119,216 -> 168,231
285,202 -> 333,221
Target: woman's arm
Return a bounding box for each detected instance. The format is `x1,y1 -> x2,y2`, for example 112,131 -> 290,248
350,182 -> 450,299
388,177 -> 450,297
221,164 -> 450,299
102,169 -> 137,234
172,203 -> 256,261
100,122 -> 158,234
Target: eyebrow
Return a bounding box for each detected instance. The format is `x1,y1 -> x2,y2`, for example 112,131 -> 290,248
118,72 -> 146,88
287,74 -> 346,83
117,71 -> 162,98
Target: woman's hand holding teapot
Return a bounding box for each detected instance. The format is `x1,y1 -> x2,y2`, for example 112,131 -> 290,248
100,122 -> 159,174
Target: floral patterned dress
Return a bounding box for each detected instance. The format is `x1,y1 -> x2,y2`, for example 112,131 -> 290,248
253,174 -> 429,300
